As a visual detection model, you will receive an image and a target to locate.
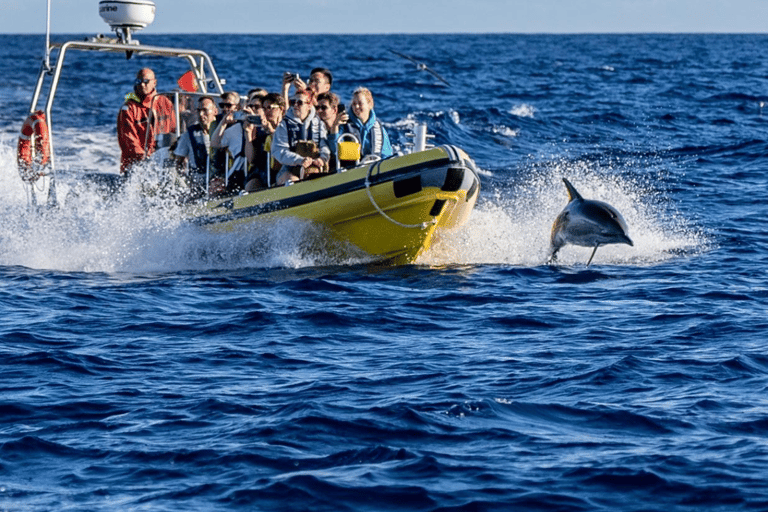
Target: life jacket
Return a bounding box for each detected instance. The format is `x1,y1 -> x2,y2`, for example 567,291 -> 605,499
211,118 -> 248,179
347,117 -> 384,156
118,92 -> 176,173
17,110 -> 51,183
186,123 -> 211,174
150,94 -> 176,137
248,129 -> 276,174
218,122 -> 248,191
229,122 -> 247,173
284,115 -> 324,150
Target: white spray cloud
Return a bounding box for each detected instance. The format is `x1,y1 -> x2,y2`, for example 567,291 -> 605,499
418,159 -> 710,267
1,130 -> 709,272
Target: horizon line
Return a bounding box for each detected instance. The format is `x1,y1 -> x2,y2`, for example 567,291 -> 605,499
2,31 -> 768,36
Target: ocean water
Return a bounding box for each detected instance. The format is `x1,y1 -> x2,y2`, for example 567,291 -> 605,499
1,32 -> 768,511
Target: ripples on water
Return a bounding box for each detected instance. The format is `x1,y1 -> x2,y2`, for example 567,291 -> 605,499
1,33 -> 768,511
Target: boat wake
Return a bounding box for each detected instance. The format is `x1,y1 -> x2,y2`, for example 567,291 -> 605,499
0,136 -> 371,273
1,132 -> 709,272
0,192 -> 370,274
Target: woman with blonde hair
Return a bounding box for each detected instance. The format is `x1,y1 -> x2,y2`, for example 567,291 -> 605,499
346,87 -> 393,159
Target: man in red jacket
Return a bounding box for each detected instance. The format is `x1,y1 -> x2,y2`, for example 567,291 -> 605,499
117,68 -> 175,175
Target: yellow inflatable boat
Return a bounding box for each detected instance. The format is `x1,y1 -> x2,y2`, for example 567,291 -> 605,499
193,145 -> 480,264
19,1 -> 481,265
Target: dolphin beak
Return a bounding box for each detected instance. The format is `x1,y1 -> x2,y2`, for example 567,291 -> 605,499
623,234 -> 634,247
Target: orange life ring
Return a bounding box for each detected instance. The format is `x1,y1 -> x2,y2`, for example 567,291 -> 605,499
17,110 -> 51,183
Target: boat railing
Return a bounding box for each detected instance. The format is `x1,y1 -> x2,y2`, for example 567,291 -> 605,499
28,37 -> 226,179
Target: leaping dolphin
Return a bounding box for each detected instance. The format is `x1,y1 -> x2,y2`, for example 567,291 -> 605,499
549,178 -> 633,266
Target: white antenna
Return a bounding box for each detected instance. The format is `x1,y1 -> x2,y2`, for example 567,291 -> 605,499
44,0 -> 52,73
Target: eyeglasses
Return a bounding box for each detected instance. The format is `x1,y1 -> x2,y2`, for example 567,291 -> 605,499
219,102 -> 235,109
248,103 -> 263,109
316,105 -> 332,111
197,108 -> 214,114
289,99 -> 308,107
134,78 -> 153,85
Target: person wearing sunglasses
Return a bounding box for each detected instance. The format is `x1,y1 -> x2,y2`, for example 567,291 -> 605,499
306,68 -> 333,99
117,68 -> 176,175
315,92 -> 349,169
245,88 -> 268,119
315,92 -> 347,132
281,67 -> 333,108
241,88 -> 268,141
211,91 -> 243,139
272,89 -> 330,186
244,92 -> 286,192
210,91 -> 249,193
172,96 -> 218,198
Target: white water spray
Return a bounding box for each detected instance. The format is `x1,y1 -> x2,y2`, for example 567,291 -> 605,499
1,130 -> 708,272
0,132 -> 373,272
418,159 -> 710,267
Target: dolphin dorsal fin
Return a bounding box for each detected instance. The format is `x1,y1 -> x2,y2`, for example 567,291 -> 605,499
562,178 -> 583,202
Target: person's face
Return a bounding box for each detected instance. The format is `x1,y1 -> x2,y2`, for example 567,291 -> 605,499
218,97 -> 239,113
308,72 -> 330,95
291,95 -> 311,120
134,70 -> 156,99
262,101 -> 283,124
350,93 -> 372,122
316,100 -> 335,122
247,96 -> 264,116
197,99 -> 217,126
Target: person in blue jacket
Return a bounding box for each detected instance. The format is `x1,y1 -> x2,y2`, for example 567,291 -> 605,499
344,87 -> 393,160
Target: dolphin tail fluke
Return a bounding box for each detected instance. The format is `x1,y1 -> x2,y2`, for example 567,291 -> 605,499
562,178 -> 583,202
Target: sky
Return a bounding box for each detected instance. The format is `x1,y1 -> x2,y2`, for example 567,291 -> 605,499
2,0 -> 768,34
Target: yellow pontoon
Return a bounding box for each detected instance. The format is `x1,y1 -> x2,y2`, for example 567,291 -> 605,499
195,145 -> 480,264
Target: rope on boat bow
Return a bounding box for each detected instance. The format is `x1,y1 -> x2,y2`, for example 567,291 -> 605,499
364,160 -> 437,230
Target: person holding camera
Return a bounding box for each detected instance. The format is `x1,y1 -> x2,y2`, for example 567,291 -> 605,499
243,92 -> 286,191
210,91 -> 249,193
272,89 -> 330,186
282,67 -> 333,108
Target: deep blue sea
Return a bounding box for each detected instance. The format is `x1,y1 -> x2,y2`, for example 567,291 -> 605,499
1,32 -> 768,511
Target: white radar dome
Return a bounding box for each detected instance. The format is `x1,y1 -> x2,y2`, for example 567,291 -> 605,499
99,0 -> 156,30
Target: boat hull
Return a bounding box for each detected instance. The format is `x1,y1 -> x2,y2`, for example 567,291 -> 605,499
191,146 -> 480,264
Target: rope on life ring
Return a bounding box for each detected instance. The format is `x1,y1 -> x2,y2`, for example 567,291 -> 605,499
364,159 -> 436,230
17,110 -> 51,183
